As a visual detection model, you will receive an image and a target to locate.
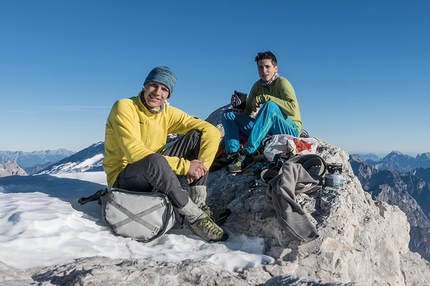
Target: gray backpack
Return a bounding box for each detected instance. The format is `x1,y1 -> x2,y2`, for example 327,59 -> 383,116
79,188 -> 178,242
260,153 -> 327,186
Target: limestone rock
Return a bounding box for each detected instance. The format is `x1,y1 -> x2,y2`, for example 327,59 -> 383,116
0,161 -> 27,177
205,140 -> 430,285
19,256 -> 352,286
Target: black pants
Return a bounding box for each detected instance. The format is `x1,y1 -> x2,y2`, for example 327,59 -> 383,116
113,130 -> 207,209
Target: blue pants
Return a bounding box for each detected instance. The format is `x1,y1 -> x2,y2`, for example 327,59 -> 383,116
222,101 -> 299,154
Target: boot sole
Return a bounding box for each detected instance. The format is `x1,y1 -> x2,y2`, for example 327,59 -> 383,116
212,209 -> 232,225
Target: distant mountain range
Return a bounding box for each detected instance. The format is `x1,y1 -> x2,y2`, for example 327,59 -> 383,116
36,141 -> 104,174
0,148 -> 75,174
351,153 -> 382,162
2,146 -> 430,176
351,151 -> 430,172
0,143 -> 102,176
349,155 -> 430,261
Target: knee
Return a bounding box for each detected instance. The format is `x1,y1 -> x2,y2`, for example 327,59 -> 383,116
257,102 -> 282,119
260,101 -> 277,111
168,190 -> 189,208
222,109 -> 236,122
144,153 -> 169,169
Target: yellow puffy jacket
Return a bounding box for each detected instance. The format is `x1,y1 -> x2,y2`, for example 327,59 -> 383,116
102,94 -> 221,188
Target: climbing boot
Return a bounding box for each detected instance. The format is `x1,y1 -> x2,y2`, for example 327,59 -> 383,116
201,205 -> 232,225
189,214 -> 229,242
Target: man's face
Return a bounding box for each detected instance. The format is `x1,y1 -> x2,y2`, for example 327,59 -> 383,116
142,81 -> 170,109
257,59 -> 278,82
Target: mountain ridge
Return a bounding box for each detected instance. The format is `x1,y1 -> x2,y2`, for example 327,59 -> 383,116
349,155 -> 430,261
352,151 -> 430,172
0,148 -> 75,172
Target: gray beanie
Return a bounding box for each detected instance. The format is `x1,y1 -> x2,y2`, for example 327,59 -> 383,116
143,66 -> 177,96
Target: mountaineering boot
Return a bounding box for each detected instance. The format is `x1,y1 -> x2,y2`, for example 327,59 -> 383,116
299,129 -> 310,138
189,186 -> 232,225
222,151 -> 240,165
189,214 -> 229,242
227,150 -> 259,173
179,199 -> 228,242
201,204 -> 232,225
178,199 -> 204,223
211,151 -> 240,171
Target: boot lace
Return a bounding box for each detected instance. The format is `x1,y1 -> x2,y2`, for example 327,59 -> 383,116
199,217 -> 223,236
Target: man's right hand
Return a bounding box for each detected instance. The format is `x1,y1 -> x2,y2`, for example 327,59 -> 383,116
251,97 -> 259,112
186,159 -> 207,184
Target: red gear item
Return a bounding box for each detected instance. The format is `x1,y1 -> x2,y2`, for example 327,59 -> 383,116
293,138 -> 313,153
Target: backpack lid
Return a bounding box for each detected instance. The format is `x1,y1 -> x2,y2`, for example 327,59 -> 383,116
288,154 -> 327,177
260,168 -> 279,186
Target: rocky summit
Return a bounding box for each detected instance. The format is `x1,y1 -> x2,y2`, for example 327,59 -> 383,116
2,140 -> 430,285
205,140 -> 430,285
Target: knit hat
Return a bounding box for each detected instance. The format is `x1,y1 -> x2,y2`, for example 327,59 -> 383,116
143,66 -> 177,96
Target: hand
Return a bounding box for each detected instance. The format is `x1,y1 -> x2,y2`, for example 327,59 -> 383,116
251,97 -> 259,112
230,95 -> 237,106
186,159 -> 207,184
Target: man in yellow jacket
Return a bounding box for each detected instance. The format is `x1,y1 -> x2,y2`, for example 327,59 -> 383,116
102,66 -> 228,242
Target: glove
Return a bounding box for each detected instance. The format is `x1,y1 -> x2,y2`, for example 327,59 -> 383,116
231,90 -> 247,111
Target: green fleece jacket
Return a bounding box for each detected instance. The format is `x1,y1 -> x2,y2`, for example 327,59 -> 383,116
244,76 -> 302,131
102,94 -> 221,188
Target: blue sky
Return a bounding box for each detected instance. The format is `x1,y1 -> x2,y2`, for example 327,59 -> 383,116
1,0 -> 429,156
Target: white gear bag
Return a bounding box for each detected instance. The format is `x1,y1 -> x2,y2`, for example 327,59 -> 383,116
100,188 -> 177,242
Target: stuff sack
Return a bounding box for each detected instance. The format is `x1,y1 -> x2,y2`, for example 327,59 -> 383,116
263,134 -> 319,162
79,188 -> 177,243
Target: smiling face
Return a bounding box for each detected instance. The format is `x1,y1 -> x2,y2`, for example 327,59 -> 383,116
257,58 -> 278,82
142,81 -> 170,109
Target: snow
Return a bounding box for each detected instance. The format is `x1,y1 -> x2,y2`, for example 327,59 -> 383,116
0,172 -> 274,271
39,154 -> 104,174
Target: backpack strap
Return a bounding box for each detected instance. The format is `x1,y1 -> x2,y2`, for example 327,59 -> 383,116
288,154 -> 327,177
78,188 -> 108,205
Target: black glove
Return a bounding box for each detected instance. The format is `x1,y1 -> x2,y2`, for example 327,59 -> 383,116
231,90 -> 247,111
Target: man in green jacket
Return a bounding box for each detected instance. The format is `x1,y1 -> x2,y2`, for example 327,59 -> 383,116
103,66 -> 229,242
222,51 -> 302,173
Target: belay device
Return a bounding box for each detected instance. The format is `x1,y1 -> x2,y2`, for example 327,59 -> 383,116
79,188 -> 178,243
